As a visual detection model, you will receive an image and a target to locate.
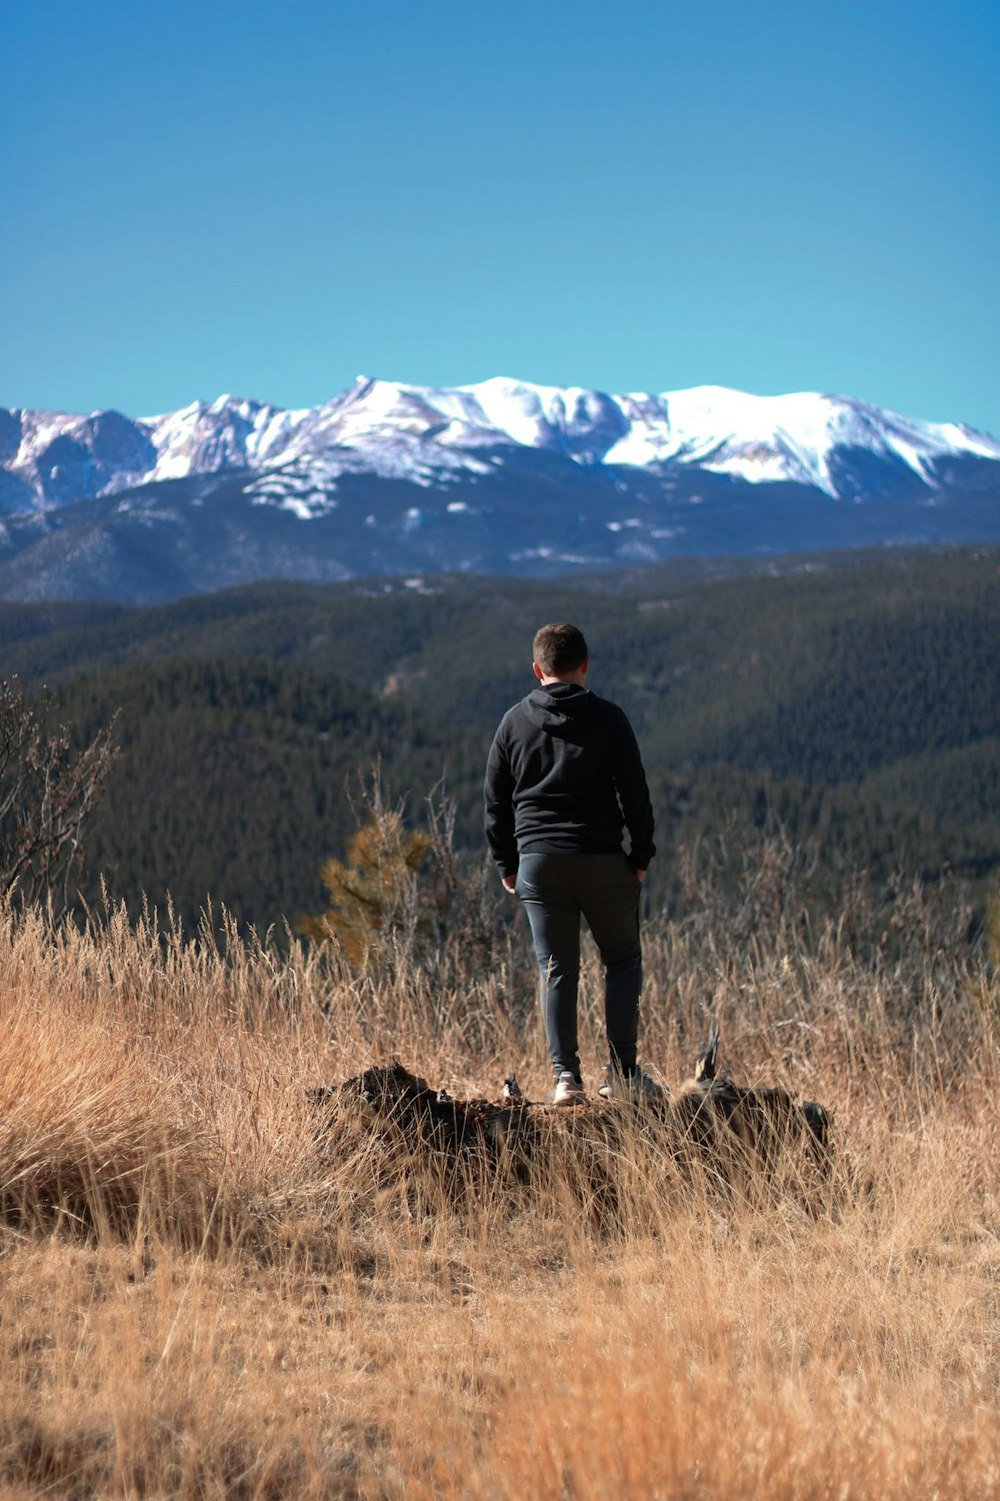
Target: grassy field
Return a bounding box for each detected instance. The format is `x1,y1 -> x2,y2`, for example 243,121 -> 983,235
1,872 -> 998,1500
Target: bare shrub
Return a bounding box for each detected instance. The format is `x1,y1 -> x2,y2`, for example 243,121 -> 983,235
0,676 -> 117,914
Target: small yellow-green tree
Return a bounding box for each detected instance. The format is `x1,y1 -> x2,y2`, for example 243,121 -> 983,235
299,803 -> 432,967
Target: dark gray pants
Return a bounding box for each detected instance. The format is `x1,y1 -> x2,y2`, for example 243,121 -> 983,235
515,851 -> 643,1082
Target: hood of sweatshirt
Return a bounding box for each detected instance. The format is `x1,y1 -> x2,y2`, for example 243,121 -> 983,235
523,681 -> 593,735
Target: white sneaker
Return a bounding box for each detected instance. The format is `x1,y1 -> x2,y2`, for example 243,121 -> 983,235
551,1071 -> 586,1106
598,1065 -> 663,1102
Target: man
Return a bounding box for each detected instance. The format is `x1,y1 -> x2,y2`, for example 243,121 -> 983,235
484,622 -> 661,1105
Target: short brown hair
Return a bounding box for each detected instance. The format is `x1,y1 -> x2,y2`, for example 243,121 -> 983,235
532,623 -> 589,676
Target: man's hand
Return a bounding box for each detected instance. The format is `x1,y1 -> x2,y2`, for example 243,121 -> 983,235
501,874 -> 517,894
634,868 -> 646,883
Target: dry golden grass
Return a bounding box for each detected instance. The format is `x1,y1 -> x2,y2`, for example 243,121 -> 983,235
1,888 -> 998,1499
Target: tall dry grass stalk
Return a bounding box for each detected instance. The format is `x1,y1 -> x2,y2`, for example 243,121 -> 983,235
1,875 -> 998,1499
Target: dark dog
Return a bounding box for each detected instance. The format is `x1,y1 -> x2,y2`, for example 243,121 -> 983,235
669,1023 -> 832,1191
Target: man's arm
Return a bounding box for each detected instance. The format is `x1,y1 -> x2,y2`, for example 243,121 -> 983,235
484,722 -> 518,884
611,710 -> 655,871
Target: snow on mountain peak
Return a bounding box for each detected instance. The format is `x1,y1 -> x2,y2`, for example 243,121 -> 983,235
2,378 -> 998,516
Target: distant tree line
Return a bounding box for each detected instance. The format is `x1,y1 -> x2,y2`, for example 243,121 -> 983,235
0,546 -> 995,933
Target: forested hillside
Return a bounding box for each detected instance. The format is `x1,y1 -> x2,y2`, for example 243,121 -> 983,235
2,546 -> 997,930
53,660 -> 484,930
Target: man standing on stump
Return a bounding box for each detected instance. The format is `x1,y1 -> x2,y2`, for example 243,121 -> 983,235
484,622 -> 662,1105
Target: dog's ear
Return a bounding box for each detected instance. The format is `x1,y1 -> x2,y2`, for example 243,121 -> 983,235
693,1021 -> 720,1083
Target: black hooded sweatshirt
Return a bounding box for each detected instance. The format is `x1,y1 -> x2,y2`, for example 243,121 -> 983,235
483,681 -> 655,879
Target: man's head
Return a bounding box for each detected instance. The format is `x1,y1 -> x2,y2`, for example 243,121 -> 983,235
532,623 -> 589,684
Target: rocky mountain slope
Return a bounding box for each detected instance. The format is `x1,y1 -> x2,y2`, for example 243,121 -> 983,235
2,378 -> 997,601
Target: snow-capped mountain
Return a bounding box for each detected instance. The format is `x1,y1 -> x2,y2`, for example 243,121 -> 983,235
0,378 -> 997,602
4,377 -> 998,513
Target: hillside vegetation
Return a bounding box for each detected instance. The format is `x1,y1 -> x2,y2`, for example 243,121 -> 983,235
1,546 -> 997,931
2,548 -> 998,1496
0,855 -> 997,1498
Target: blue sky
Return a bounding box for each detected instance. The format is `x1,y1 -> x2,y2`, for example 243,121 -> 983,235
3,0 -> 998,433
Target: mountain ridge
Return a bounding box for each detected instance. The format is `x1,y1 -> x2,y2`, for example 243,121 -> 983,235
6,376 -> 999,513
2,377 -> 998,602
